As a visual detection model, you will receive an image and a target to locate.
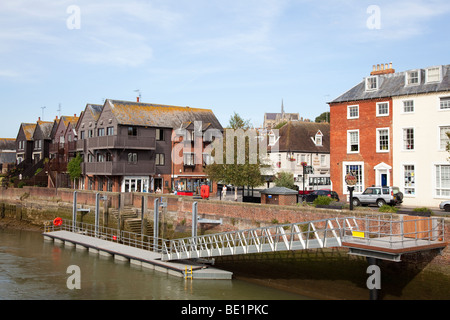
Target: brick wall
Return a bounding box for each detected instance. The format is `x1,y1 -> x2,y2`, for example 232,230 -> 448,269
330,98 -> 393,199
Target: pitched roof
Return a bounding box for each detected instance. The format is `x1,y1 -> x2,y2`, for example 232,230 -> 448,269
275,121 -> 330,153
331,64 -> 450,103
260,186 -> 298,195
20,123 -> 37,140
106,99 -> 223,130
35,121 -> 54,139
86,104 -> 103,121
0,138 -> 15,150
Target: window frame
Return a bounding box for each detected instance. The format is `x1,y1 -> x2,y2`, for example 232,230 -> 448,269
426,66 -> 442,83
439,125 -> 450,150
343,161 -> 364,194
402,127 -> 415,151
347,105 -> 359,119
156,153 -> 165,166
402,100 -> 414,113
439,97 -> 450,111
435,164 -> 450,198
347,129 -> 360,154
405,70 -> 420,86
365,76 -> 378,92
403,164 -> 416,196
376,127 -> 390,153
376,101 -> 389,117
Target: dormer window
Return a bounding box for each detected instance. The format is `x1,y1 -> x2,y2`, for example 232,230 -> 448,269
426,66 -> 441,83
312,130 -> 323,146
365,76 -> 378,91
406,70 -> 420,86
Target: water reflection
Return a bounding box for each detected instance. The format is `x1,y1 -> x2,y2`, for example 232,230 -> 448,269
0,229 -> 308,300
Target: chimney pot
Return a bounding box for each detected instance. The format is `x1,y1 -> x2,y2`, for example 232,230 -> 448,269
137,97 -> 140,102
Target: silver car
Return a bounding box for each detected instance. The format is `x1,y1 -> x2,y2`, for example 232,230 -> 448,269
439,200 -> 450,212
352,186 -> 403,207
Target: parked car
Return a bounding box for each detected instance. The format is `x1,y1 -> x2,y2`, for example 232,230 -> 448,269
439,200 -> 450,212
304,189 -> 340,202
351,186 -> 403,207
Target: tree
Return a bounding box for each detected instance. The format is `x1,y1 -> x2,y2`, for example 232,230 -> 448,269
447,132 -> 450,161
228,112 -> 251,130
67,153 -> 83,189
315,112 -> 330,123
204,113 -> 264,201
274,171 -> 296,190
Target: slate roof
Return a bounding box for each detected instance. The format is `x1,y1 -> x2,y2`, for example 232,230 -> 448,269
0,138 -> 15,150
331,65 -> 450,103
20,123 -> 37,140
107,99 -> 223,130
275,121 -> 330,153
260,186 -> 298,195
86,104 -> 103,121
35,121 -> 54,140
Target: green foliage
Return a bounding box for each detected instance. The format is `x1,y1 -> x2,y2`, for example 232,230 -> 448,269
204,113 -> 263,191
313,195 -> 334,206
413,207 -> 432,213
315,112 -> 330,123
67,153 -> 83,181
274,171 -> 295,190
378,205 -> 398,213
273,121 -> 287,129
228,112 -> 251,130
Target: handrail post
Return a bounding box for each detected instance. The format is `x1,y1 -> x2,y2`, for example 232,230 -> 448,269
154,198 -> 159,251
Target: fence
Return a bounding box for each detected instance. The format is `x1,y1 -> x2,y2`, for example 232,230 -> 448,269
44,219 -> 166,252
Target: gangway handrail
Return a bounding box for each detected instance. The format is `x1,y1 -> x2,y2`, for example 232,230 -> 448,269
44,219 -> 167,253
43,215 -> 446,262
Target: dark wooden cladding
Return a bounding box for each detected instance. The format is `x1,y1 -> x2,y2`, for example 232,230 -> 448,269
85,135 -> 156,150
83,160 -> 155,176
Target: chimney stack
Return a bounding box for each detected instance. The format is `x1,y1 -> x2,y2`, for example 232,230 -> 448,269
371,62 -> 395,75
137,96 -> 140,102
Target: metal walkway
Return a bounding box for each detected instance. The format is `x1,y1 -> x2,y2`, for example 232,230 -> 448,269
44,214 -> 447,263
161,214 -> 447,262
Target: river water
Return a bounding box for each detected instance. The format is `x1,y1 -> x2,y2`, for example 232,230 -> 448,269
0,228 -> 310,300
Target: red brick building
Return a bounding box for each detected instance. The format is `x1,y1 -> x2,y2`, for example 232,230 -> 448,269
329,64 -> 394,200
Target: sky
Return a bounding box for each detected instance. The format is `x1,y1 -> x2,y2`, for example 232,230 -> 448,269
0,0 -> 449,138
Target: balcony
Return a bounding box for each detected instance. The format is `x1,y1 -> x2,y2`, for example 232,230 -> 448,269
83,160 -> 155,176
86,136 -> 156,150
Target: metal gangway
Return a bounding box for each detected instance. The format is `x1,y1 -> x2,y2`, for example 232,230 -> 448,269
44,193 -> 447,263
161,217 -> 351,261
161,214 -> 447,262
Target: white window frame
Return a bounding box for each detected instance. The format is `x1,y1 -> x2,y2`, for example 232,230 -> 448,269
347,105 -> 359,119
376,101 -> 389,117
425,66 -> 442,83
402,99 -> 414,113
439,125 -> 450,151
365,76 -> 378,91
403,164 -> 416,197
405,69 -> 421,86
347,130 -> 360,154
435,164 -> 450,198
402,127 -> 415,151
376,127 -> 390,153
343,161 -> 364,194
439,96 -> 450,111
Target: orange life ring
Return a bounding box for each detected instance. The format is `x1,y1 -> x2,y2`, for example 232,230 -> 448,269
53,217 -> 63,226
